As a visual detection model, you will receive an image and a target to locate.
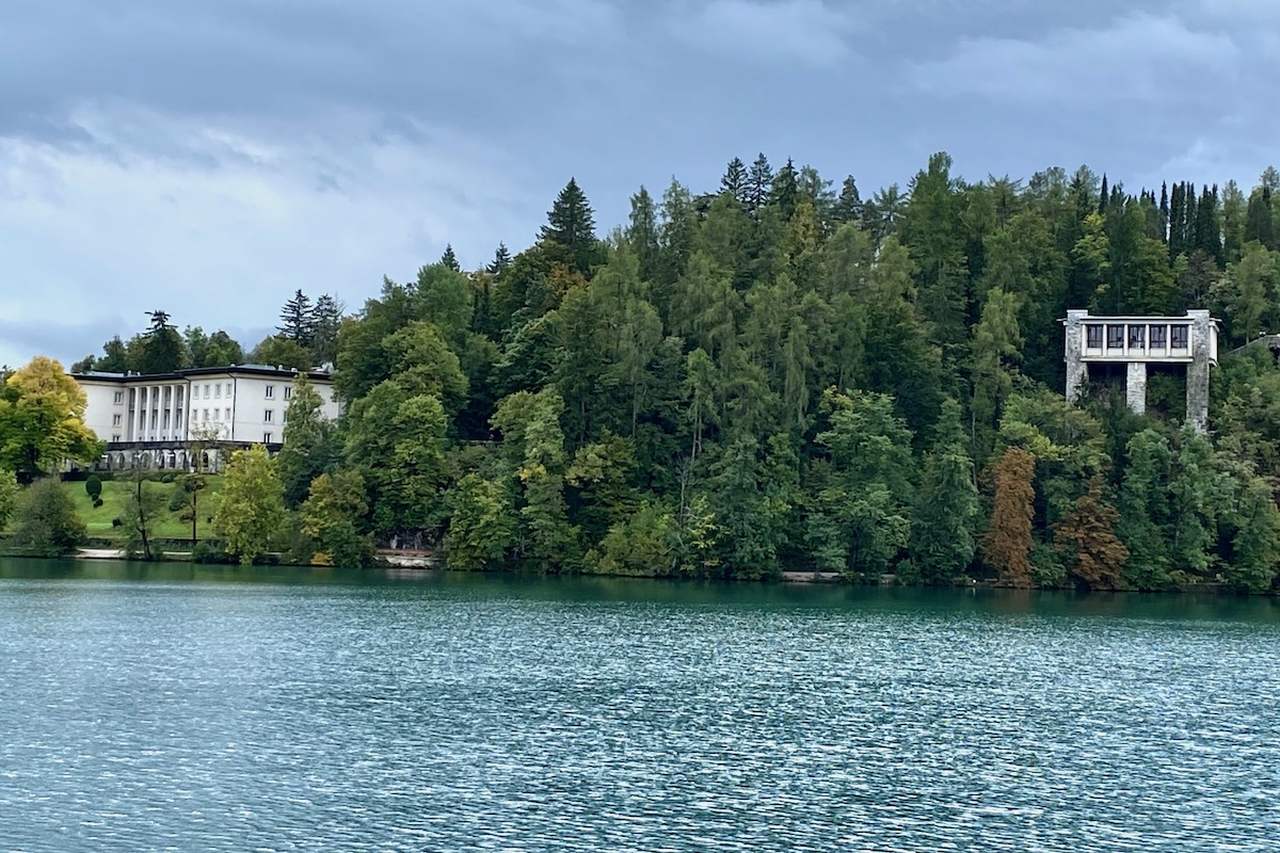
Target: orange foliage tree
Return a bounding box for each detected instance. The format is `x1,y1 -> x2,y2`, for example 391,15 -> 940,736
1054,476 -> 1129,590
982,447 -> 1036,586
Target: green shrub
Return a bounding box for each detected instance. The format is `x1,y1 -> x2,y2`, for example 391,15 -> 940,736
192,539 -> 231,563
11,479 -> 86,556
85,475 -> 103,502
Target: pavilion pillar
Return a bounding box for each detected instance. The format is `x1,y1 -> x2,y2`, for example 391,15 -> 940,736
1125,362 -> 1147,416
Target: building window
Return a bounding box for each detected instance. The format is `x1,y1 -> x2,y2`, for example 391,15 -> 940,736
225,407 -> 231,420
1149,324 -> 1167,348
214,383 -> 221,399
264,409 -> 273,423
113,391 -> 124,404
283,386 -> 293,400
264,432 -> 273,443
213,409 -> 220,421
1128,325 -> 1145,349
112,414 -> 122,427
1171,325 -> 1189,349
226,383 -> 232,396
265,385 -> 275,399
1086,325 -> 1103,349
282,411 -> 288,424
1107,325 -> 1125,349
112,434 -> 121,443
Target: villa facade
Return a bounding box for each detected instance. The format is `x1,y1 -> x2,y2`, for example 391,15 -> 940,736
72,364 -> 340,471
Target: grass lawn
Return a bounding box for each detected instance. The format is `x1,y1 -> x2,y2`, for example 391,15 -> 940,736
62,477 -> 225,542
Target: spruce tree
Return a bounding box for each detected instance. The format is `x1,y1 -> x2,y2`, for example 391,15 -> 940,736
278,289 -> 315,346
1098,174 -> 1108,216
720,157 -> 748,205
771,158 -> 800,220
486,242 -> 512,275
441,243 -> 461,272
746,153 -> 773,215
540,177 -> 599,273
833,176 -> 863,224
626,186 -> 660,281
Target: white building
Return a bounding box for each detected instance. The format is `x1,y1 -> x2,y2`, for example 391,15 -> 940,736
72,364 -> 340,471
1062,309 -> 1219,431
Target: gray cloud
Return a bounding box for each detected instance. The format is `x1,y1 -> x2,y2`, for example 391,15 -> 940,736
0,0 -> 1277,366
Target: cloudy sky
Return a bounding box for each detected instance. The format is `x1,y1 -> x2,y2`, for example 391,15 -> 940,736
1,0 -> 1277,366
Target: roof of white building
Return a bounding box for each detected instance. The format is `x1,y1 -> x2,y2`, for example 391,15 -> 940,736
71,364 -> 334,383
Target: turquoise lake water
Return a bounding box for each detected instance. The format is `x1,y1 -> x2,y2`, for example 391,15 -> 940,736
2,558 -> 1279,851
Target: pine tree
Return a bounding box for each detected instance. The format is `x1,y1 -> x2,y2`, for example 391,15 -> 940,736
486,242 -> 512,275
746,153 -> 773,215
440,243 -> 461,272
720,157 -> 748,206
278,290 -> 315,345
540,177 -> 599,273
309,294 -> 343,367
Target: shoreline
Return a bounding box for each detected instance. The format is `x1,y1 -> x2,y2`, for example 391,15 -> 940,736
0,548 -> 1273,597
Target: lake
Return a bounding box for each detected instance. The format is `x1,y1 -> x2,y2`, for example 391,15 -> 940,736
2,558 -> 1279,851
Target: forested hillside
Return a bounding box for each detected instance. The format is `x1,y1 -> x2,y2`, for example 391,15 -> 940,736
76,154 -> 1280,590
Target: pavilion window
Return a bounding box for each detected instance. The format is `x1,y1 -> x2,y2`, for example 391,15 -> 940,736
1171,325 -> 1189,349
1086,325 -> 1103,349
1107,325 -> 1125,349
1128,325 -> 1145,349
1149,324 -> 1166,348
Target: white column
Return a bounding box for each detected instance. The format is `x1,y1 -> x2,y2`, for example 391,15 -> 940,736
168,384 -> 178,440
134,386 -> 145,441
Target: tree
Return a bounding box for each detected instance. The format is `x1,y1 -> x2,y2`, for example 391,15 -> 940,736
1223,473 -> 1280,592
309,294 -> 344,367
746,153 -> 773,214
487,243 -> 513,275
123,469 -> 165,560
982,447 -> 1036,586
213,444 -> 286,565
175,470 -> 208,543
301,470 -> 372,567
444,474 -> 516,570
440,243 -> 461,272
135,310 -> 186,374
278,290 -> 316,345
909,399 -> 979,583
185,327 -> 244,367
277,376 -> 338,507
10,479 -> 85,556
1117,429 -> 1174,589
720,157 -> 748,205
84,474 -> 103,504
1054,476 -> 1128,590
540,177 -> 599,273
0,469 -> 17,528
806,390 -> 914,578
249,335 -> 311,370
0,357 -> 100,475
1223,242 -> 1277,344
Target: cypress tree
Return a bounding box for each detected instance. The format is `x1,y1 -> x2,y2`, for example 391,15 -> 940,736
1245,189 -> 1276,249
1159,182 -> 1169,243
1168,182 -> 1184,258
1098,174 -> 1109,216
440,243 -> 461,272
